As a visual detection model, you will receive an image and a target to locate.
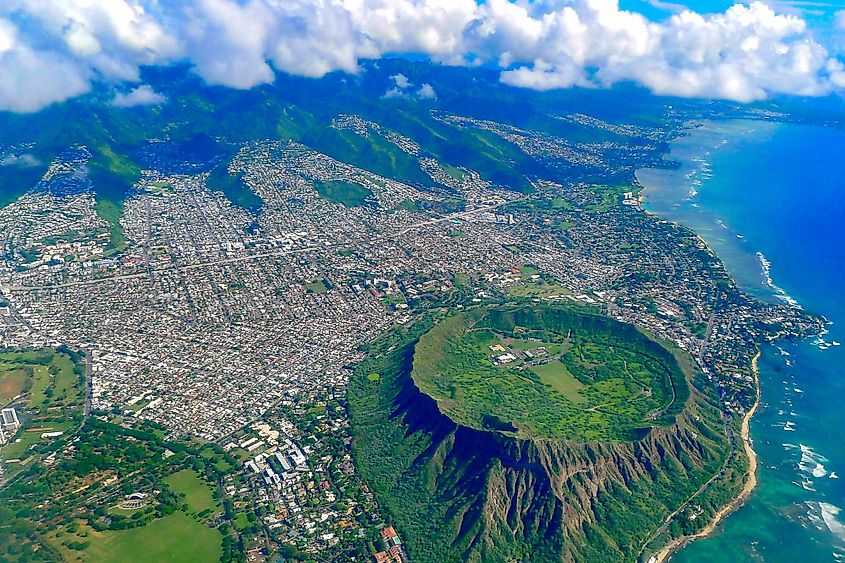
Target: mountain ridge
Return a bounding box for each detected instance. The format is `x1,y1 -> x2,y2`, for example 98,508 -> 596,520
349,312 -> 734,562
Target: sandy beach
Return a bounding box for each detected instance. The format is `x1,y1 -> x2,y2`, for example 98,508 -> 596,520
650,350 -> 762,563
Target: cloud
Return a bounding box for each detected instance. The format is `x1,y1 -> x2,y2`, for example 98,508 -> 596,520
1,153 -> 40,167
0,18 -> 92,113
383,73 -> 411,98
836,10 -> 845,30
383,74 -> 437,100
647,0 -> 688,14
110,85 -> 166,107
0,1 -> 177,112
417,83 -> 437,99
484,1 -> 839,102
0,0 -> 842,112
391,73 -> 412,89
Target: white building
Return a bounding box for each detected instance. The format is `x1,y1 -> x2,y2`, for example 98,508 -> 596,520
0,408 -> 21,445
1,408 -> 20,431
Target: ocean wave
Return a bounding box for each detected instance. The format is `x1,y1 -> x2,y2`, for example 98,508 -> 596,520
799,444 -> 829,479
757,252 -> 801,308
797,477 -> 817,491
816,336 -> 836,350
821,503 -> 845,543
807,502 -> 845,553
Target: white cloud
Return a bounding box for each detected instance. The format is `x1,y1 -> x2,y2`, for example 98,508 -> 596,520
417,83 -> 437,99
383,76 -> 437,100
827,59 -> 845,88
1,153 -> 40,167
110,85 -> 166,107
0,0 -> 842,112
0,18 -> 91,113
391,73 -> 412,89
484,1 -> 840,102
383,87 -> 406,99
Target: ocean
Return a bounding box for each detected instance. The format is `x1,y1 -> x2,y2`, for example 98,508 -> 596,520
635,120 -> 845,562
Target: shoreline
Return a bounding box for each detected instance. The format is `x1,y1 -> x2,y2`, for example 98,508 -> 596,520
650,350 -> 762,563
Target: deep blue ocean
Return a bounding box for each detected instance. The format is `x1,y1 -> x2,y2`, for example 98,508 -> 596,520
636,120 -> 845,562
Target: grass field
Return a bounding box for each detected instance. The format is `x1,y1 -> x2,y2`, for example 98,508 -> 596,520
0,349 -> 83,410
530,361 -> 586,404
198,446 -> 234,473
233,512 -> 251,531
1,430 -> 42,460
93,198 -> 126,253
60,513 -> 222,563
305,280 -> 329,294
0,349 -> 85,463
0,366 -> 30,404
165,470 -> 221,515
29,364 -> 52,406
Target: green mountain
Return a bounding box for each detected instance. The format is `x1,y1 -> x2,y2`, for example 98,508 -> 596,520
349,306 -> 738,562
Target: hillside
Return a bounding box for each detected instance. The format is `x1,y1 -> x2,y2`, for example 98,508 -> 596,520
348,307 -> 735,562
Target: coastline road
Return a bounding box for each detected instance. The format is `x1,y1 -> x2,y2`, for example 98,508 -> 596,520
645,350 -> 762,563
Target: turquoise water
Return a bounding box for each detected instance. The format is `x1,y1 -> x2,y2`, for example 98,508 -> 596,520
636,120 -> 845,562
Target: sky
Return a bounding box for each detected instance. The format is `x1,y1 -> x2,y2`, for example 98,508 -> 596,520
0,0 -> 844,113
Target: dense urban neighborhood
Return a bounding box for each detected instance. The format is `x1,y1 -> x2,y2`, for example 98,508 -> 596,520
0,98 -> 824,562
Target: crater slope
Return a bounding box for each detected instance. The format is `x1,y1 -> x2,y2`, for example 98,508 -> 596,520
349,305 -> 736,562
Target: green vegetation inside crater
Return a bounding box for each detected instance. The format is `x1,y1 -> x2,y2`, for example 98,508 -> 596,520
412,305 -> 689,441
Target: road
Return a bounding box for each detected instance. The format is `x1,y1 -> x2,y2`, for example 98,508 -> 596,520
83,350 -> 93,420
636,300 -> 740,562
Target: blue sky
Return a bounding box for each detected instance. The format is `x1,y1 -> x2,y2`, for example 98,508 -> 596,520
623,0 -> 845,39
